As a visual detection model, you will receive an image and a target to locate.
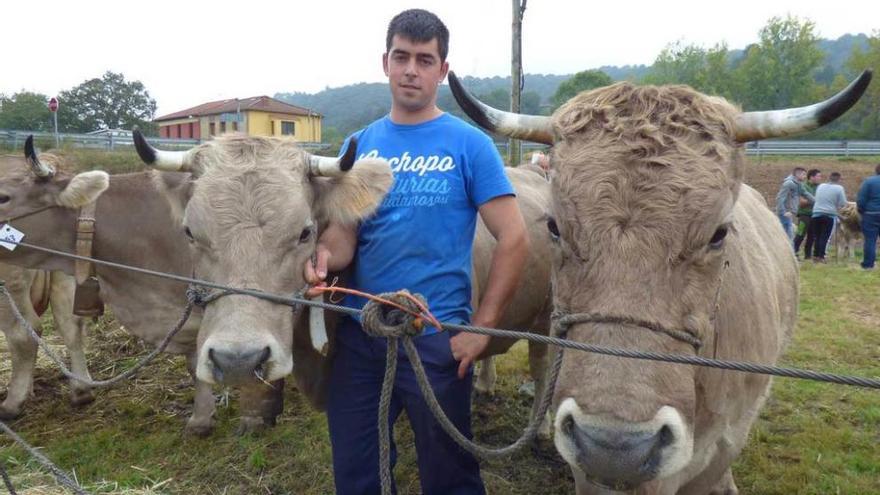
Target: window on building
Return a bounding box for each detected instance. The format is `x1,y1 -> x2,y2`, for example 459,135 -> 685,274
209,123 -> 216,136
281,121 -> 295,136
220,122 -> 226,133
232,121 -> 238,132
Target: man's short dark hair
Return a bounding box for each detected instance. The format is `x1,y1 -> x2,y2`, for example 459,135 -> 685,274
807,168 -> 821,179
386,9 -> 449,61
830,172 -> 842,182
793,167 -> 807,175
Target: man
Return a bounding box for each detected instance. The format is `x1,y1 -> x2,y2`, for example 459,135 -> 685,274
775,167 -> 815,243
304,9 -> 528,494
794,168 -> 821,259
856,163 -> 880,270
808,172 -> 848,263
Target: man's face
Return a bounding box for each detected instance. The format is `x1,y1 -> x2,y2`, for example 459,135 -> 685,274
795,170 -> 807,182
383,34 -> 449,114
810,173 -> 823,185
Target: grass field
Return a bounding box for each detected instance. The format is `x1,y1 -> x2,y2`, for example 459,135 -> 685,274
1,153 -> 879,493
1,259 -> 878,494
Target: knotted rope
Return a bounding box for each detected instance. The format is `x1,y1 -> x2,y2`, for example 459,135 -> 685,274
361,291 -> 563,495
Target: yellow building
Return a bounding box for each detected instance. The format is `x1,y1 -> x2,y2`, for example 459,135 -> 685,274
154,96 -> 322,142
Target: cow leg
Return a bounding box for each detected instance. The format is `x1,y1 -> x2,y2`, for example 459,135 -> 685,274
236,379 -> 284,434
49,272 -> 94,407
708,468 -> 739,495
0,280 -> 42,419
528,340 -> 552,439
184,353 -> 216,436
474,356 -> 497,395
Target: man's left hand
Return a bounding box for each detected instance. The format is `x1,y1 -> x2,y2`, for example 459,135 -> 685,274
450,332 -> 492,379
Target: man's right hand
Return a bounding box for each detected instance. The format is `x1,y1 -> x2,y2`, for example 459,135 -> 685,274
783,212 -> 794,219
304,245 -> 331,297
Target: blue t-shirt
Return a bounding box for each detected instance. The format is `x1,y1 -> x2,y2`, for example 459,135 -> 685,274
342,113 -> 514,335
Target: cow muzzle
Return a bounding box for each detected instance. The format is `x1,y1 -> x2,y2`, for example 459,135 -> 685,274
554,399 -> 693,491
197,337 -> 293,386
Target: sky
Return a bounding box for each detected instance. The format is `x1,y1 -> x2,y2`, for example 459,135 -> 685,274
2,0 -> 877,116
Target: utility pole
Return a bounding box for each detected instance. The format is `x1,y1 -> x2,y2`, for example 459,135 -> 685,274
510,0 -> 527,166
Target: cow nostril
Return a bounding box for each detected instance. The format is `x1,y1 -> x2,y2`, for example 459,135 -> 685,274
257,346 -> 271,366
657,424 -> 674,448
208,348 -> 217,365
562,414 -> 575,436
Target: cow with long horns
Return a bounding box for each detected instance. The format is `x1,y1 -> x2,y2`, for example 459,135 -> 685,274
450,70 -> 871,494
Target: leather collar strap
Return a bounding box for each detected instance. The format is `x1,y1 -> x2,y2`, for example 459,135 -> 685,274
74,202 -> 98,285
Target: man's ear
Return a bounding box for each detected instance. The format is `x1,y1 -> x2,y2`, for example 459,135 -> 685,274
56,171 -> 110,208
383,52 -> 390,77
150,171 -> 194,225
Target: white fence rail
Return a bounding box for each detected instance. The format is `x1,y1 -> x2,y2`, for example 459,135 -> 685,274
0,129 -> 329,152
742,140 -> 880,156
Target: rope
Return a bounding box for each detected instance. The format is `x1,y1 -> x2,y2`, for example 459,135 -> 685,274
362,293 -> 564,495
0,421 -> 86,495
0,459 -> 17,495
6,239 -> 880,390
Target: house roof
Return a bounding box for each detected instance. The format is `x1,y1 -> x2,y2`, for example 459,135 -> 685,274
154,96 -> 320,122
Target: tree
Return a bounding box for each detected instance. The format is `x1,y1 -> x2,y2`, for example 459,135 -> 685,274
643,41 -> 734,99
551,70 -> 613,110
733,15 -> 824,110
57,71 -> 157,133
0,91 -> 52,131
844,30 -> 880,139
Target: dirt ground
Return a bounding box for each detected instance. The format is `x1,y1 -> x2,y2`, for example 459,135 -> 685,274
743,156 -> 879,206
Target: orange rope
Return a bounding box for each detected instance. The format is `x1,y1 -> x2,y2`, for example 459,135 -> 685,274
309,285 -> 443,331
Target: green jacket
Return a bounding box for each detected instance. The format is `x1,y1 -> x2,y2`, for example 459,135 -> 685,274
797,181 -> 818,216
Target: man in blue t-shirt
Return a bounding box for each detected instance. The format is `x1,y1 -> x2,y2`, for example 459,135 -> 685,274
303,9 -> 529,495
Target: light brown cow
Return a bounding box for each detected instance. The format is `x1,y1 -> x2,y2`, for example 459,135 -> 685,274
0,264 -> 93,418
473,165 -> 553,434
834,202 -> 862,261
450,69 -> 871,494
0,143 -> 292,435
133,133 -> 393,406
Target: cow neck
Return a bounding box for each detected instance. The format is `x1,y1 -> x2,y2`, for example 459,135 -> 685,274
91,172 -> 192,282
0,204 -> 57,224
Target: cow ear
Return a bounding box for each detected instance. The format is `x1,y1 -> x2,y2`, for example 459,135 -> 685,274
150,170 -> 194,225
312,158 -> 393,225
56,171 -> 110,208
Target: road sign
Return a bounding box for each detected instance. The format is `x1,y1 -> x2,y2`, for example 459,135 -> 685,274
48,97 -> 58,112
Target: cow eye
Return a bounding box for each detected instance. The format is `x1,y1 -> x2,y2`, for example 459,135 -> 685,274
709,227 -> 728,249
547,217 -> 560,241
183,226 -> 195,241
299,225 -> 314,243
0,194 -> 10,204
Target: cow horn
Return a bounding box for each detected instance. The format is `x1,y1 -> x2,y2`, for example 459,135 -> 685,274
734,70 -> 873,142
24,135 -> 55,180
133,129 -> 192,172
308,136 -> 357,177
448,71 -> 554,145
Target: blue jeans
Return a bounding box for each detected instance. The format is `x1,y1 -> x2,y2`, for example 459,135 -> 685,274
327,318 -> 485,495
862,212 -> 880,268
778,213 -> 794,242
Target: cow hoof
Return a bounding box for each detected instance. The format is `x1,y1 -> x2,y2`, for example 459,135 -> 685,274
70,389 -> 96,408
185,417 -> 216,437
236,415 -> 273,435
